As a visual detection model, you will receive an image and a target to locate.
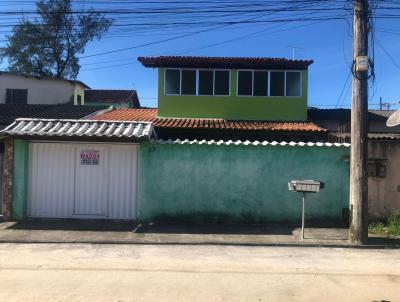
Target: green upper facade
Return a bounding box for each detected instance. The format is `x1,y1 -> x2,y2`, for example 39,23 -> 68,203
138,56 -> 313,121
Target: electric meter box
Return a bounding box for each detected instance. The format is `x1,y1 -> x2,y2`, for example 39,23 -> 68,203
356,56 -> 369,72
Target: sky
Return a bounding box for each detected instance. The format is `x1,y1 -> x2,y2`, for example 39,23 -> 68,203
0,0 -> 399,109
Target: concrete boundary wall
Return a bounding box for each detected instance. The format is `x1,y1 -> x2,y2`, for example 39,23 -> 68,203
138,142 -> 350,224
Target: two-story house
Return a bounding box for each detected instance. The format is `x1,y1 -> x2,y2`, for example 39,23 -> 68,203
97,56 -> 328,141
1,56 -> 350,226
0,72 -> 89,105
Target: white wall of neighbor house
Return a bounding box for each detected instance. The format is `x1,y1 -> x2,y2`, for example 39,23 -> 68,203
368,140 -> 400,218
73,84 -> 85,105
0,73 -> 83,105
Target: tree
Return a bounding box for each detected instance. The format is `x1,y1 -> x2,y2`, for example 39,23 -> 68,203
0,0 -> 112,79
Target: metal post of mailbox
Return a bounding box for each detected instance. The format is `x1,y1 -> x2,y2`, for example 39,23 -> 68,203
288,180 -> 324,240
301,192 -> 306,240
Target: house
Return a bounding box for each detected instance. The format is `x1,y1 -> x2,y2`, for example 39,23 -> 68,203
0,56 -> 350,224
309,108 -> 400,218
0,104 -> 111,218
0,71 -> 89,105
84,89 -> 140,108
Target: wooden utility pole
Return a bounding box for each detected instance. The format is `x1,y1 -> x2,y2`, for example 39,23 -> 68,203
350,0 -> 369,244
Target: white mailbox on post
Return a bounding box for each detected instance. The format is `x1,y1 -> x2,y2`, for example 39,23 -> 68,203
288,180 -> 324,239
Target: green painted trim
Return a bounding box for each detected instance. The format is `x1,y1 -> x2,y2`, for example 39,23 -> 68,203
158,68 -> 308,120
12,139 -> 29,221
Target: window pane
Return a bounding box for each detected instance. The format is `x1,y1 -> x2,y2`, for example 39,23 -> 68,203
214,70 -> 230,95
6,89 -> 28,104
253,71 -> 268,96
270,71 -> 285,96
238,71 -> 252,95
286,72 -> 301,96
199,70 -> 213,95
181,70 -> 196,95
165,69 -> 180,94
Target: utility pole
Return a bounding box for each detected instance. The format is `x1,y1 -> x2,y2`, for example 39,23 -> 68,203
350,0 -> 369,244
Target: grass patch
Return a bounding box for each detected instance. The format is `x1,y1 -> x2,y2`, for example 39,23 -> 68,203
369,211 -> 400,237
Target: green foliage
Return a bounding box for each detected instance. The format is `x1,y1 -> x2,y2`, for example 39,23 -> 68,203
0,0 -> 112,79
368,219 -> 386,235
387,211 -> 400,235
368,211 -> 400,236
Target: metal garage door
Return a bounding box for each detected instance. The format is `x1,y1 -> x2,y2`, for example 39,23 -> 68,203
28,142 -> 138,219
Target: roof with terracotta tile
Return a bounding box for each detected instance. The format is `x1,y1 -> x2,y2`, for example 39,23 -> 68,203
138,56 -> 313,70
94,109 -> 326,133
85,89 -> 140,106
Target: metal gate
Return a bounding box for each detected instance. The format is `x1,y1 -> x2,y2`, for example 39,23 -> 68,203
27,142 -> 138,219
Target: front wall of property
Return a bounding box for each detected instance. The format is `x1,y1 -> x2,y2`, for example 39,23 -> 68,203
138,143 -> 350,223
157,68 -> 308,121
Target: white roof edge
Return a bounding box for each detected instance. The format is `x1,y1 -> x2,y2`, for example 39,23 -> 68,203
149,139 -> 351,147
12,117 -> 153,125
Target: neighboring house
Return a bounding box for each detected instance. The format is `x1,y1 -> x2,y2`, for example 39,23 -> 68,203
309,108 -> 400,218
0,56 -> 351,225
84,89 -> 140,108
0,72 -> 89,105
0,104 -> 110,217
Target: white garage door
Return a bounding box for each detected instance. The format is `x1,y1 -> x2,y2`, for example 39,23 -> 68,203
28,142 -> 138,219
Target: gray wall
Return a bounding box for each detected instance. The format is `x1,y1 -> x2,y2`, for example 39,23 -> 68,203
368,140 -> 400,217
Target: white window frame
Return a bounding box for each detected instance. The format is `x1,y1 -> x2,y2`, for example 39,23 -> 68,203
285,70 -> 302,97
164,68 -> 182,95
253,70 -> 270,97
236,69 -> 302,97
180,69 -> 197,96
269,70 -> 286,97
213,69 -> 231,96
165,68 -> 231,96
237,70 -> 254,97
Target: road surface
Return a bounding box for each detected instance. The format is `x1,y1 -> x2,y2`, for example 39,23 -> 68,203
0,243 -> 399,301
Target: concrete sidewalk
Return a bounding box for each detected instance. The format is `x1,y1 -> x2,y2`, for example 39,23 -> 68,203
0,219 -> 398,248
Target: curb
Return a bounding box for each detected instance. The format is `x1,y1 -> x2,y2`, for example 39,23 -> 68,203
0,239 -> 399,249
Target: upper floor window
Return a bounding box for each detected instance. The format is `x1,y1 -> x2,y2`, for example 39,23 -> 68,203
165,69 -> 230,96
6,88 -> 28,104
237,70 -> 301,97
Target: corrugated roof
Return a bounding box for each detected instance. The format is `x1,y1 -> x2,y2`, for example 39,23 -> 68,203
2,118 -> 154,141
85,89 -> 140,107
151,139 -> 350,147
94,109 -> 326,133
138,56 -> 313,70
0,104 -> 110,126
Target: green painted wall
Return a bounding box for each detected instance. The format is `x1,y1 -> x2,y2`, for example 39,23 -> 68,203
12,139 -> 29,220
157,68 -> 308,121
138,143 -> 350,223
